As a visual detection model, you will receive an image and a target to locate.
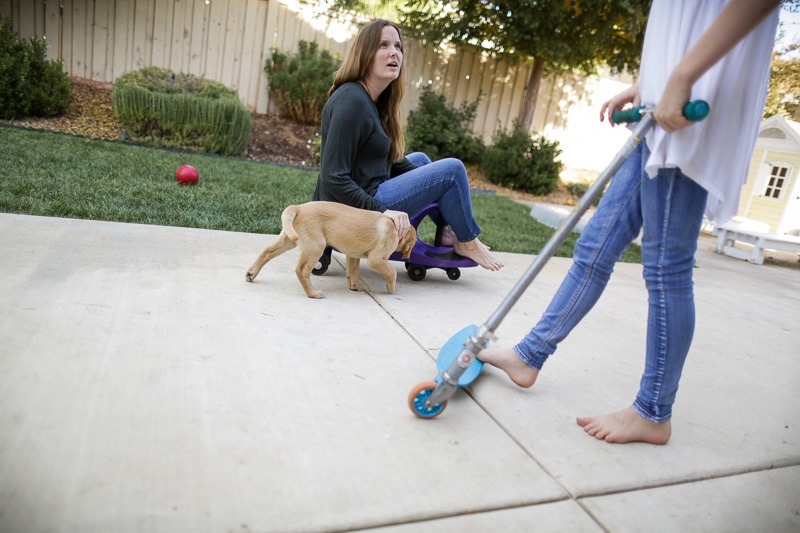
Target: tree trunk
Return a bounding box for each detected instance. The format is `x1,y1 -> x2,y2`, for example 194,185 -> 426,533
518,57 -> 546,132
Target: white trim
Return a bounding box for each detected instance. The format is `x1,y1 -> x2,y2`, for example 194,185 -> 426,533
757,114 -> 800,147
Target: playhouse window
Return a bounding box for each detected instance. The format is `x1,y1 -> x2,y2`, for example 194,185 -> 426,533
764,165 -> 790,199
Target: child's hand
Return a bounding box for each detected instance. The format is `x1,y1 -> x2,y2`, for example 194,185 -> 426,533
600,81 -> 640,126
654,75 -> 693,132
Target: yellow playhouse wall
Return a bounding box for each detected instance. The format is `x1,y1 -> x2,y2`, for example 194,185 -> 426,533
737,147 -> 800,231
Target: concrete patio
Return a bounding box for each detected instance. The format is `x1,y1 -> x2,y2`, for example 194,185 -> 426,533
0,213 -> 798,532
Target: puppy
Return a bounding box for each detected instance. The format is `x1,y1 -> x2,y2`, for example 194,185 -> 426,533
246,201 -> 416,298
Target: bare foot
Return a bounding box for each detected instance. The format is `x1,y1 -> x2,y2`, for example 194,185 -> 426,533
441,225 -> 457,247
453,238 -> 504,271
576,407 -> 671,444
478,347 -> 538,387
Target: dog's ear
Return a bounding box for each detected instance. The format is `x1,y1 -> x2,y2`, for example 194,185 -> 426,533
400,227 -> 416,259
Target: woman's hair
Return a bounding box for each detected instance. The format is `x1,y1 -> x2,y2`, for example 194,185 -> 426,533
330,19 -> 406,162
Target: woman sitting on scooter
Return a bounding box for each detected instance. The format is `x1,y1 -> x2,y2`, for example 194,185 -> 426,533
311,19 -> 503,272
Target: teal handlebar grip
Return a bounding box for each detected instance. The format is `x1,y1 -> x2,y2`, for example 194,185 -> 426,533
611,100 -> 710,124
683,100 -> 710,121
611,106 -> 644,124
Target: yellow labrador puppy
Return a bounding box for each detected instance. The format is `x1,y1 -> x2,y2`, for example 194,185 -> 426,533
246,201 -> 416,298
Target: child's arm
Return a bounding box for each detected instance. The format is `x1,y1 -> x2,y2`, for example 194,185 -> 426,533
655,0 -> 780,132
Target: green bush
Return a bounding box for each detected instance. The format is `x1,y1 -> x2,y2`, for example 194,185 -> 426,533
266,41 -> 340,125
406,86 -> 485,163
0,15 -> 70,120
565,179 -> 605,206
112,67 -> 252,156
482,123 -> 563,195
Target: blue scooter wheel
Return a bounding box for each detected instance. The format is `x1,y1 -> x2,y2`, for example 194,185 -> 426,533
408,380 -> 447,418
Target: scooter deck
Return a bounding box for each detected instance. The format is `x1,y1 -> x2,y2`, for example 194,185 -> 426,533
436,324 -> 485,386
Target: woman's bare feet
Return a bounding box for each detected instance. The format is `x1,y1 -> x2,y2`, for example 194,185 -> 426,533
576,407 -> 672,444
441,225 -> 457,247
453,238 -> 504,270
477,347 -> 538,387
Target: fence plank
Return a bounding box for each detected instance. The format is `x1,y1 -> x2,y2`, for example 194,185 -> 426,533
69,0 -> 86,77
150,0 -> 170,68
44,0 -> 60,61
17,0 -> 34,37
91,0 -> 109,80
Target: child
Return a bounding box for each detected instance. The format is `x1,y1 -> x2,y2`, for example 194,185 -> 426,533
479,0 -> 781,444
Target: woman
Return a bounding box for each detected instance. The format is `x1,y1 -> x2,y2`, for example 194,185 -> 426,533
312,19 -> 503,272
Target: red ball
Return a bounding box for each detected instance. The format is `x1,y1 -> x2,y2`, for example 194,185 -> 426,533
176,165 -> 200,184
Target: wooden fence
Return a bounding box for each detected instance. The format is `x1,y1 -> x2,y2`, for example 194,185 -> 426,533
1,0 -> 584,142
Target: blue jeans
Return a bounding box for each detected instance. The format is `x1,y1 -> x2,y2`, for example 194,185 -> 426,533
374,153 -> 482,242
514,143 -> 708,422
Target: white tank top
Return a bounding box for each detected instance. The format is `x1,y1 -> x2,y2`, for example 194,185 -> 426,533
639,0 -> 779,223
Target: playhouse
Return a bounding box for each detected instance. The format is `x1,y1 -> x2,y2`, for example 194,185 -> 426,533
713,114 -> 800,264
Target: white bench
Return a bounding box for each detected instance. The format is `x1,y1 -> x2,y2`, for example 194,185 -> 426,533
713,220 -> 800,265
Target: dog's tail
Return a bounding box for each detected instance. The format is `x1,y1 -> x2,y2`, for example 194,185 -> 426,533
281,205 -> 300,241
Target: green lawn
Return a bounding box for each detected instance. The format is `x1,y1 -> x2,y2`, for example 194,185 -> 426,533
0,125 -> 641,262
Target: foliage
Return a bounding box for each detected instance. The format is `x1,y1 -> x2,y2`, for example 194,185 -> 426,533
565,179 -> 605,206
266,41 -> 341,125
401,0 -> 649,74
482,123 -> 563,196
112,67 -> 252,157
765,42 -> 800,121
325,0 -> 402,20
0,15 -> 70,120
307,132 -> 322,166
405,86 -> 485,163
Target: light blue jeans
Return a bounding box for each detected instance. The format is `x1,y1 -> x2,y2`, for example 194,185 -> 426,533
514,143 -> 708,422
374,153 -> 482,242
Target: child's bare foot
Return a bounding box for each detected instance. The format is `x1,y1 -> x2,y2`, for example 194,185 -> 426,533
478,347 -> 538,387
576,407 -> 671,444
453,238 -> 504,271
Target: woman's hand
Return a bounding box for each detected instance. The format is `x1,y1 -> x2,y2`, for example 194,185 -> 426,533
383,209 -> 410,238
599,81 -> 641,125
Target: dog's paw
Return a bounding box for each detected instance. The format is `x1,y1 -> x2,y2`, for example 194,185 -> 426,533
245,271 -> 255,282
307,291 -> 324,299
386,284 -> 396,294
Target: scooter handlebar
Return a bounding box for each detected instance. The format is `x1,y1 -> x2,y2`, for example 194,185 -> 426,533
612,100 -> 710,124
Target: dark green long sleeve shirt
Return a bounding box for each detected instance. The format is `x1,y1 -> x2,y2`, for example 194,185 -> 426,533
312,82 -> 417,212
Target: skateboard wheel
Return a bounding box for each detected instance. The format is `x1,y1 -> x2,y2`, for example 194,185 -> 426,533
446,268 -> 461,281
408,380 -> 447,418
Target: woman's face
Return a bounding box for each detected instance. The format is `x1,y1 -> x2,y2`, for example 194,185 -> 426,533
367,25 -> 403,87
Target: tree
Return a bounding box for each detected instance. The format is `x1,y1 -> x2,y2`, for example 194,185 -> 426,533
401,0 -> 650,132
765,42 -> 800,121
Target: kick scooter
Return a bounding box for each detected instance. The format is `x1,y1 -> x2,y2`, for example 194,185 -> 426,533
408,100 -> 710,418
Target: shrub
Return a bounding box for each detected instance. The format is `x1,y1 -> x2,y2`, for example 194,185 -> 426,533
405,86 -> 485,163
0,15 -> 70,119
565,179 -> 605,206
482,123 -> 563,195
266,41 -> 340,124
112,67 -> 252,156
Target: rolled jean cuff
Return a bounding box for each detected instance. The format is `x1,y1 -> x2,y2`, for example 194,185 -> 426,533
514,345 -> 544,371
632,399 -> 671,424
